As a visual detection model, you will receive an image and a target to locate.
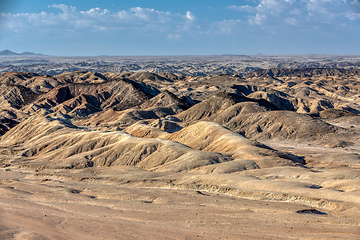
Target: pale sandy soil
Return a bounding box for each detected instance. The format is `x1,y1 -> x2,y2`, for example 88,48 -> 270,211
1,166 -> 359,240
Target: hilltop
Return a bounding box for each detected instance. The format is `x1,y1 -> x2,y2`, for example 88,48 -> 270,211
0,67 -> 360,239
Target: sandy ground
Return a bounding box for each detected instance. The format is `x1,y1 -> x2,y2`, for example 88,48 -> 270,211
1,166 -> 359,240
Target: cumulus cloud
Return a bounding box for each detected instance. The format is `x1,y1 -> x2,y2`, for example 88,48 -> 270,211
186,11 -> 195,21
80,8 -> 110,18
249,13 -> 267,25
0,4 -> 192,35
228,0 -> 360,29
125,7 -> 172,22
1,1 -> 358,43
227,5 -> 254,12
50,4 -> 77,14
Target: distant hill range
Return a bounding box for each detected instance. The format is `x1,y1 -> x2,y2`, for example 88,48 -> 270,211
0,50 -> 43,56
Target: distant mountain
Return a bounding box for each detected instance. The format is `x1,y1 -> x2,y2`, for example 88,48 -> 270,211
21,51 -> 39,55
0,50 -> 18,55
0,50 -> 43,56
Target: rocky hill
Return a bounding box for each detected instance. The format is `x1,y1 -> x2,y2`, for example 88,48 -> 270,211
1,67 -> 360,239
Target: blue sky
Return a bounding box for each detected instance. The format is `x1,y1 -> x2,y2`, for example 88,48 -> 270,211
0,0 -> 359,56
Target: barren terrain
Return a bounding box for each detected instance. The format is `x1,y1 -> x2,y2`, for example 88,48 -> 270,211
0,56 -> 360,239
1,54 -> 360,76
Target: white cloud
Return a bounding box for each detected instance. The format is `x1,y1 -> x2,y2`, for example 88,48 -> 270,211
228,0 -> 360,29
249,13 -> 267,25
131,7 -> 152,21
186,11 -> 195,21
1,1 -> 358,42
50,4 -> 77,14
117,10 -> 131,20
227,5 -> 254,12
80,8 -> 109,18
130,7 -> 172,22
0,5 -> 193,36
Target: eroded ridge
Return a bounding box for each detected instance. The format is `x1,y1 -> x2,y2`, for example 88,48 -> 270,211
1,68 -> 360,239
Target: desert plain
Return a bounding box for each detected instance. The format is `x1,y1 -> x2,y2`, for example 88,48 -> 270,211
0,55 -> 360,239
